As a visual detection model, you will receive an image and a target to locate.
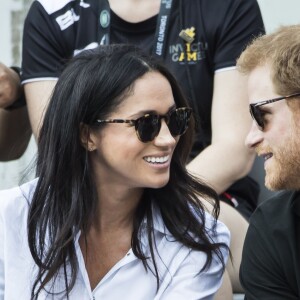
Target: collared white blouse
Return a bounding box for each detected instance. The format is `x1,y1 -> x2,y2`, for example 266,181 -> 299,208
0,179 -> 230,300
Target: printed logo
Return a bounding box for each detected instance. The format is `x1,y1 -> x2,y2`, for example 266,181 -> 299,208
179,27 -> 195,44
169,42 -> 208,64
170,27 -> 207,64
56,8 -> 80,31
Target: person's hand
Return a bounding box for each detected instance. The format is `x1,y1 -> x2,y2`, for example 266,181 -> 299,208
0,63 -> 22,108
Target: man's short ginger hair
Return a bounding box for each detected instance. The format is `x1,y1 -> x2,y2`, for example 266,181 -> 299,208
237,25 -> 300,97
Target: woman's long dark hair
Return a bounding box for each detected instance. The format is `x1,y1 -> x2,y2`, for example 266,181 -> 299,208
28,44 -> 228,299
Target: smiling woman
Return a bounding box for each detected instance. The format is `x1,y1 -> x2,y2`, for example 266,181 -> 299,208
0,44 -> 230,300
84,71 -> 181,191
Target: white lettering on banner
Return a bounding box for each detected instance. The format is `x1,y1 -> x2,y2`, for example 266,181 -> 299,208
56,9 -> 80,31
156,15 -> 167,56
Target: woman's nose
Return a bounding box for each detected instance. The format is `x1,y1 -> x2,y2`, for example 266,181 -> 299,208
154,119 -> 177,146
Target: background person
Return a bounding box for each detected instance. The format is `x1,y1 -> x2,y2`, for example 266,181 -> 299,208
0,63 -> 22,109
0,44 -> 230,300
237,24 -> 300,299
0,63 -> 30,161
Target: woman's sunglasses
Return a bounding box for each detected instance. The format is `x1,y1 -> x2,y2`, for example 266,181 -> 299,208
95,107 -> 192,143
250,93 -> 300,130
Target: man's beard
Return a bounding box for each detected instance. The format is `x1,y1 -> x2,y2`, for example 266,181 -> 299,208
256,129 -> 300,191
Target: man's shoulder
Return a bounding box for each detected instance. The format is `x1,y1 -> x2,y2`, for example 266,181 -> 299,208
257,190 -> 296,210
250,190 -> 298,227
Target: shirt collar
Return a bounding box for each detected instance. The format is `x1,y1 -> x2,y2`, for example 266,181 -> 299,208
139,203 -> 172,250
144,203 -> 171,235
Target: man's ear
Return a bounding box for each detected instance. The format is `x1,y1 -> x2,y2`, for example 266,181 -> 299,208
79,123 -> 96,152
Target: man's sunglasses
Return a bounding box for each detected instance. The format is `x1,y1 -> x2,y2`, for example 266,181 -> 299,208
95,107 -> 192,143
250,92 -> 300,130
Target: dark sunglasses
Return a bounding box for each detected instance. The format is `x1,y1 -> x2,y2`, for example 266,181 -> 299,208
250,92 -> 300,130
95,107 -> 192,143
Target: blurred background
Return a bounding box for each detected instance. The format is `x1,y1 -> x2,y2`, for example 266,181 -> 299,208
0,0 -> 300,205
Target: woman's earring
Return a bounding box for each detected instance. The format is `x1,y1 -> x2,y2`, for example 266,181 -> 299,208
88,147 -> 94,152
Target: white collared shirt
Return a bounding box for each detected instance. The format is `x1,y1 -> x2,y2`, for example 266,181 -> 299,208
0,179 -> 230,300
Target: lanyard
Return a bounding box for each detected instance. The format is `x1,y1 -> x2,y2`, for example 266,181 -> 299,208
98,0 -> 173,58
